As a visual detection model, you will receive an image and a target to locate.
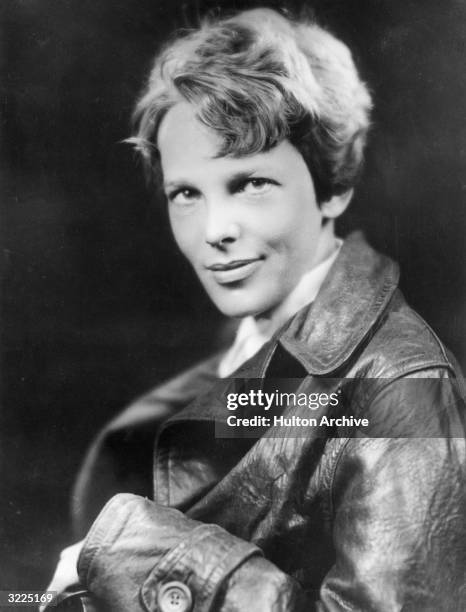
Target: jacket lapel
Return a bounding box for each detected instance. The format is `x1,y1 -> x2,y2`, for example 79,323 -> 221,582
280,231 -> 399,375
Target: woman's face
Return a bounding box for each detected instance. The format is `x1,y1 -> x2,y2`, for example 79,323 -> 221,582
157,102 -> 341,319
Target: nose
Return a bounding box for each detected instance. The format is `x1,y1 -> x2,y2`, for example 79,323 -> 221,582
204,200 -> 241,248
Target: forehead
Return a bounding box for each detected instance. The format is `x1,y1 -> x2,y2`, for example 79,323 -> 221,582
157,102 -> 222,170
156,102 -> 307,185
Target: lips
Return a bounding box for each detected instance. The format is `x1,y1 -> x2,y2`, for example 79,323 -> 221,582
205,257 -> 264,284
206,258 -> 262,271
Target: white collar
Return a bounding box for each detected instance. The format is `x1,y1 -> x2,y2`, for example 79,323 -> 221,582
218,239 -> 342,377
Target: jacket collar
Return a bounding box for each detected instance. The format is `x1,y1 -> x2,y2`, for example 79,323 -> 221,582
279,231 -> 399,375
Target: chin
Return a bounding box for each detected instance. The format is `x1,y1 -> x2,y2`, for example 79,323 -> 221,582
208,290 -> 278,319
211,299 -> 254,319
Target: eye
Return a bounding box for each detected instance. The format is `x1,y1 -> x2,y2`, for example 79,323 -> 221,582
237,178 -> 276,195
167,187 -> 200,207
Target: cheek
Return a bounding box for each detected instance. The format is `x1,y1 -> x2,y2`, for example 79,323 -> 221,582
268,212 -> 323,266
285,195 -> 322,239
169,214 -> 198,262
249,206 -> 297,246
259,208 -> 317,252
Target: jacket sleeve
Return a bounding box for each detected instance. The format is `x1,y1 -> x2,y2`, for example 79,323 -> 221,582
77,493 -> 310,611
318,436 -> 466,611
317,371 -> 466,611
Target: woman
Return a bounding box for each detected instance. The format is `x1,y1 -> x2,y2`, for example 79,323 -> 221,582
44,8 -> 466,611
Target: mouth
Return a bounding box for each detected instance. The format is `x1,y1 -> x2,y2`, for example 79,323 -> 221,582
206,258 -> 262,272
205,257 -> 264,284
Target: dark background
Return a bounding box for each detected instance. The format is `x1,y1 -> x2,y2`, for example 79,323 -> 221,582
1,0 -> 465,590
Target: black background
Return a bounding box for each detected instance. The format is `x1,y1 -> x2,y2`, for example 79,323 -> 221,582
2,0 -> 466,589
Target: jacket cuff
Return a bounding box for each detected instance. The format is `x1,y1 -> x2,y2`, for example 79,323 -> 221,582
77,493 -> 262,611
141,522 -> 261,610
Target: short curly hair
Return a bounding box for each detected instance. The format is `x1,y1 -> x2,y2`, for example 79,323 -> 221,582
128,8 -> 372,204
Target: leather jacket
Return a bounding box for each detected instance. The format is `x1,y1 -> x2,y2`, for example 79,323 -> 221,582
72,233 -> 466,611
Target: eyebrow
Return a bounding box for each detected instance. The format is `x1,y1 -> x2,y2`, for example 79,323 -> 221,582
164,168 -> 275,193
163,179 -> 195,192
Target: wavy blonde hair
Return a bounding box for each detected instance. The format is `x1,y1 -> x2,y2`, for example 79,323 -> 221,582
128,8 -> 372,203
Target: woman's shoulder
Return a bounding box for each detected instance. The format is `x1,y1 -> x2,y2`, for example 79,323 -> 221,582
355,288 -> 456,380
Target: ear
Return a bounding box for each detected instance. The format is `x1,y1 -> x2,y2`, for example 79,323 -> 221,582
320,189 -> 353,219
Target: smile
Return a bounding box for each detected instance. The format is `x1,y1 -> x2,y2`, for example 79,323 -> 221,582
206,258 -> 263,284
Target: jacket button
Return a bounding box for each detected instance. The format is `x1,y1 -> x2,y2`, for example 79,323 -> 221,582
157,582 -> 193,612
